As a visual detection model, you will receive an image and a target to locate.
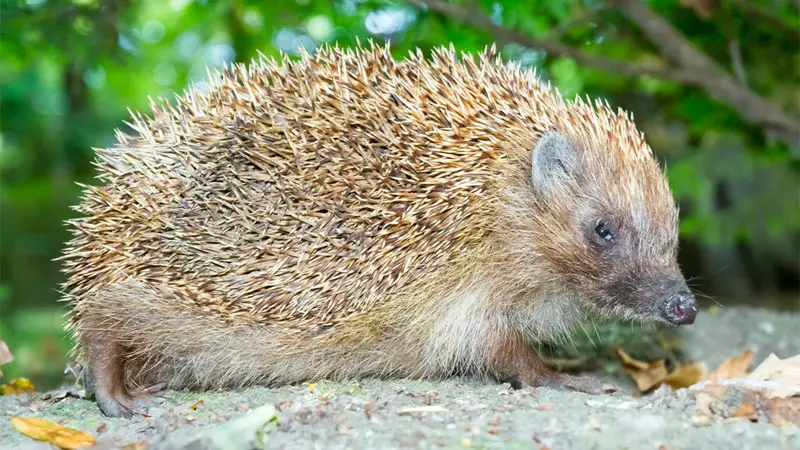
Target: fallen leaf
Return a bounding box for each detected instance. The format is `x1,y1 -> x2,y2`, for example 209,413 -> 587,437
11,417 -> 95,449
748,353 -> 800,399
664,361 -> 708,390
306,383 -> 316,393
732,403 -> 758,421
189,399 -> 204,410
707,350 -> 754,382
705,382 -> 728,398
1,378 -> 36,395
767,396 -> 800,426
616,348 -> 649,371
617,349 -> 668,392
121,442 -> 149,450
704,350 -> 755,397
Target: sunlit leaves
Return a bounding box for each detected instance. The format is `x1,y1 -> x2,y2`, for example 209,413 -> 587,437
549,58 -> 584,98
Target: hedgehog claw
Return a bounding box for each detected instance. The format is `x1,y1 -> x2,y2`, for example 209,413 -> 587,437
96,386 -> 164,418
95,391 -> 134,418
131,382 -> 168,399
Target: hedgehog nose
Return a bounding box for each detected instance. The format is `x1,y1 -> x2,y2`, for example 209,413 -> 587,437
661,291 -> 697,325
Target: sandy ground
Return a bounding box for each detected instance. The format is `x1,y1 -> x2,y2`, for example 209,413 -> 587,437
2,306 -> 799,449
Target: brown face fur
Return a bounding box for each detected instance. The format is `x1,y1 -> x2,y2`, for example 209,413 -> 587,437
501,104 -> 695,327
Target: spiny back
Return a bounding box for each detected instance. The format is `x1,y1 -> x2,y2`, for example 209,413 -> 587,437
61,43 -> 655,329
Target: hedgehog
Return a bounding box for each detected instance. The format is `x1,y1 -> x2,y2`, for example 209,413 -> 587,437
61,43 -> 697,417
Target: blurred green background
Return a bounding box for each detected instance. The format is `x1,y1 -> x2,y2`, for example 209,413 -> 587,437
1,0 -> 798,389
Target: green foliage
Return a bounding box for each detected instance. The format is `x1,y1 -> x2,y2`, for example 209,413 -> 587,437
1,0 -> 798,388
549,58 -> 584,98
0,304 -> 71,389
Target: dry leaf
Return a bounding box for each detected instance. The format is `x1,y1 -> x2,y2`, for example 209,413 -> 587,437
732,403 -> 758,421
616,348 -> 668,392
1,377 -> 36,395
664,361 -> 708,390
767,397 -> 800,427
11,417 -> 95,449
190,399 -> 205,410
703,350 -> 755,397
121,442 -> 149,450
616,348 -> 649,371
705,382 -> 728,398
707,350 -> 754,382
747,353 -> 800,399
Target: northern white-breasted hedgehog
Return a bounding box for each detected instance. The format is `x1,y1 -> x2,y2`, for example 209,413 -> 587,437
61,44 -> 696,417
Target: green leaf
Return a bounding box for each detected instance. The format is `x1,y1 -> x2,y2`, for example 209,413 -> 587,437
549,57 -> 583,98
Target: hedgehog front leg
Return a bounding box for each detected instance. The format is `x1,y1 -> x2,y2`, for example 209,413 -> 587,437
488,330 -> 615,394
82,327 -> 164,418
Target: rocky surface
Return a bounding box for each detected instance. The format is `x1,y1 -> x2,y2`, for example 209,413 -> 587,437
2,306 -> 798,449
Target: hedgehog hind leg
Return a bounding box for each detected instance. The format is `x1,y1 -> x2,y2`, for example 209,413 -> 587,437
81,327 -> 161,418
81,329 -> 127,417
74,280 -> 176,417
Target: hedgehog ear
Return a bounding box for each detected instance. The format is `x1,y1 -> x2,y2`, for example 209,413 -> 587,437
530,132 -> 577,197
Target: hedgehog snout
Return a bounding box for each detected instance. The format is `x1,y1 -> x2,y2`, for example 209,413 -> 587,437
659,289 -> 697,325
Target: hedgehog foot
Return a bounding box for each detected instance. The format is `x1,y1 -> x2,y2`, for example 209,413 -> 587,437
489,330 -> 616,395
95,389 -> 156,418
88,371 -> 165,419
83,328 -> 164,418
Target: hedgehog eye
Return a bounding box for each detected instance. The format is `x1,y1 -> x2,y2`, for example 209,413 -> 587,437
594,221 -> 614,243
